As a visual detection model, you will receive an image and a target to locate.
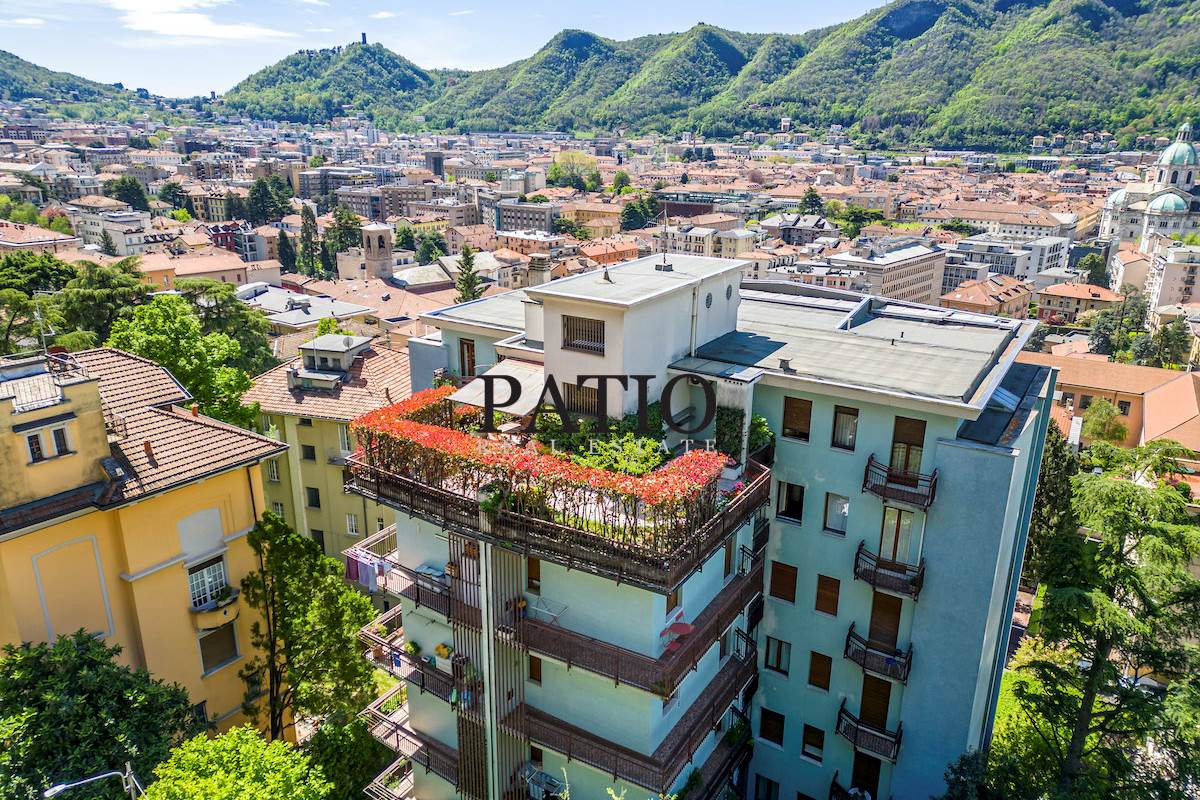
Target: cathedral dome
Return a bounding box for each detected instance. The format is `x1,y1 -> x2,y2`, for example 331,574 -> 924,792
1158,141 -> 1198,166
1147,193 -> 1188,214
1105,188 -> 1126,208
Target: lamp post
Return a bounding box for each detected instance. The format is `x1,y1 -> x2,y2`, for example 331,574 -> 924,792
43,762 -> 144,800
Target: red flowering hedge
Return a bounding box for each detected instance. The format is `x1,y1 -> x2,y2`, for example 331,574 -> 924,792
350,386 -> 730,549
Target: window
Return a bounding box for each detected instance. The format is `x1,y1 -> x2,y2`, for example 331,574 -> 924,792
25,433 -> 44,463
377,517 -> 385,532
530,746 -> 544,770
782,397 -> 811,441
527,557 -> 541,594
769,561 -> 798,603
311,529 -> 325,552
667,586 -> 681,614
191,701 -> 208,726
754,776 -> 779,800
338,424 -> 352,452
759,708 -> 785,746
346,513 -> 360,537
299,417 -> 313,427
271,501 -> 285,518
563,382 -> 600,417
528,655 -> 542,684
764,636 -> 791,676
823,493 -> 848,534
301,444 -> 316,461
815,575 -> 840,616
808,651 -> 832,690
265,459 -> 280,482
1079,395 -> 1093,410
459,338 -> 477,376
1061,391 -> 1074,407
832,406 -> 859,450
305,487 -> 321,508
198,621 -> 238,673
801,725 -> 825,763
188,557 -> 228,608
51,427 -> 69,455
562,315 -> 605,355
1118,400 -> 1131,416
777,482 -> 804,521
723,535 -> 735,578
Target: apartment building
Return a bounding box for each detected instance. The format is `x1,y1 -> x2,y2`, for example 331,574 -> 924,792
654,225 -> 756,259
411,198 -> 482,228
759,213 -> 841,245
0,220 -> 80,254
340,255 -> 1052,800
939,275 -> 1034,318
1146,243 -> 1200,309
0,349 -> 285,730
446,224 -> 498,256
497,199 -> 560,233
1035,282 -> 1124,323
826,238 -> 947,304
495,230 -> 571,258
243,334 -> 410,559
919,202 -> 1069,240
299,166 -> 376,199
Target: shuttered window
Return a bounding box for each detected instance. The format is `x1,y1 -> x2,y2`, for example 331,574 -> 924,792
782,397 -> 811,441
562,315 -> 605,355
815,574 -> 840,616
801,725 -> 825,762
769,561 -> 798,603
528,655 -> 542,684
808,651 -> 832,690
759,708 -> 785,746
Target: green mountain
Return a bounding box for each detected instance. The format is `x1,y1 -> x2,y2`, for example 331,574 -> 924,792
0,49 -> 123,102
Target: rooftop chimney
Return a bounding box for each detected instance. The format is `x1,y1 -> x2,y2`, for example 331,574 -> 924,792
143,440 -> 154,460
190,403 -> 199,417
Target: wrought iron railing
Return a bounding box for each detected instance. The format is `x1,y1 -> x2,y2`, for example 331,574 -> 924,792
835,699 -> 902,762
843,622 -> 912,683
853,540 -> 925,600
862,454 -> 938,509
361,691 -> 460,786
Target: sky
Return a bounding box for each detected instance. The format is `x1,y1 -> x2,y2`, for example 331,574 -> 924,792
0,0 -> 884,98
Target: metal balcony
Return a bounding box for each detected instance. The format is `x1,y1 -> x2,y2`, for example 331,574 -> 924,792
853,541 -> 925,600
862,454 -> 938,509
835,699 -> 902,762
843,622 -> 913,683
360,692 -> 460,786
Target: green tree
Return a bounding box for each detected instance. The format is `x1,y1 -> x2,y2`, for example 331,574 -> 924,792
612,170 -> 631,193
1080,253 -> 1109,288
99,228 -> 118,256
225,192 -> 247,222
546,150 -> 596,189
1131,319 -> 1190,367
483,170 -> 498,182
314,317 -> 348,336
0,251 -> 76,293
1024,421 -> 1078,585
394,225 -> 415,252
620,194 -> 660,231
176,278 -> 275,374
0,631 -> 199,800
1024,323 -> 1050,352
416,234 -> 444,265
938,218 -> 979,236
277,230 -> 296,272
308,154 -> 325,168
1081,398 -> 1128,444
454,244 -> 484,303
297,204 -> 319,277
59,258 -> 149,341
104,175 -> 150,211
142,726 -> 330,800
318,241 -> 336,278
169,208 -> 191,222
158,181 -> 185,209
106,294 -> 257,427
238,513 -> 376,741
7,202 -> 38,224
303,716 -> 390,800
584,169 -> 603,192
800,187 -> 823,215
246,178 -> 278,226
325,206 -> 361,254
0,289 -> 37,354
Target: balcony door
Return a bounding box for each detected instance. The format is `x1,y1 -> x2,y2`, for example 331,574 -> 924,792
878,507 -> 913,564
851,752 -> 882,798
868,592 -> 902,650
889,417 -> 926,481
459,338 -> 477,377
860,674 -> 892,730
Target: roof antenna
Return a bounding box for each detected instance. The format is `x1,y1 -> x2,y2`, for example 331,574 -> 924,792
603,267 -> 613,283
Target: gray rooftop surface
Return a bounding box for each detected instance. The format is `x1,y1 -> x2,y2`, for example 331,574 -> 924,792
522,254 -> 747,307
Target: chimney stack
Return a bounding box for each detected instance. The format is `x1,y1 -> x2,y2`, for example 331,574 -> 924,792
143,440 -> 154,459
191,403 -> 199,417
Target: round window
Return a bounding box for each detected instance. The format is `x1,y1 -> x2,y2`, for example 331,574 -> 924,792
705,292 -> 713,308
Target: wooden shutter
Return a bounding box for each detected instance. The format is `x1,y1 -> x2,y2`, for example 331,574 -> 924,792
759,708 -> 785,745
860,675 -> 892,729
528,655 -> 542,683
892,416 -> 926,446
851,752 -> 882,796
868,592 -> 902,649
808,651 -> 832,690
783,397 -> 811,440
815,574 -> 840,616
769,561 -> 798,603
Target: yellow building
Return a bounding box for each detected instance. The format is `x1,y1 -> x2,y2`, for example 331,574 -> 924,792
0,349 -> 285,730
244,333 -> 411,561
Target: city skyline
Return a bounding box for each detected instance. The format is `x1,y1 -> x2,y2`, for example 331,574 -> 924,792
0,0 -> 885,99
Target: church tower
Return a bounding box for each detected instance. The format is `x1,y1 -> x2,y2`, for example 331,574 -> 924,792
361,223 -> 393,280
1153,121 -> 1197,192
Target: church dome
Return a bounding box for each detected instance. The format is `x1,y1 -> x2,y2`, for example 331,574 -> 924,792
1147,193 -> 1188,214
1105,188 -> 1126,208
1158,141 -> 1198,166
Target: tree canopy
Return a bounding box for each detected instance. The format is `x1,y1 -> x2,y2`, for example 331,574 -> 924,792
454,244 -> 484,304
0,631 -> 200,800
58,258 -> 149,342
175,278 -> 276,375
104,176 -> 150,211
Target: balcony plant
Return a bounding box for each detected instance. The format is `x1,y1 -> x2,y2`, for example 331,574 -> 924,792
402,640 -> 421,657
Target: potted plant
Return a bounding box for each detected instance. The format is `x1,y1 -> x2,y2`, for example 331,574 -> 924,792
402,640 -> 421,657
371,623 -> 387,661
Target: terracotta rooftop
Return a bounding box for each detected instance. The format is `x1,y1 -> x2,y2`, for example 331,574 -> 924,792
245,341 -> 412,422
1037,282 -> 1124,301
1016,351 -> 1183,396
0,221 -> 78,246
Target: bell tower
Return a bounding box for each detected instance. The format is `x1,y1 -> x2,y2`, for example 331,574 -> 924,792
361,223 -> 393,279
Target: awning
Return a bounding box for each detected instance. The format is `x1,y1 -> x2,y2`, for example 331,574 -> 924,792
449,359 -> 545,417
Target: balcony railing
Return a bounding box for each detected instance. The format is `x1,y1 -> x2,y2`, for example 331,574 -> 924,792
522,555 -> 764,695
843,622 -> 913,683
361,691 -> 460,786
835,699 -> 902,763
364,756 -> 414,800
359,608 -> 456,703
347,456 -> 771,593
852,541 -> 925,600
862,454 -> 937,509
505,639 -> 757,794
691,708 -> 753,800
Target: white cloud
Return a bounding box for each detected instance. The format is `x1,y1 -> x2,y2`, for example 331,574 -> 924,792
0,17 -> 46,25
100,0 -> 296,40
448,9 -> 474,15
296,0 -> 328,5
368,10 -> 396,18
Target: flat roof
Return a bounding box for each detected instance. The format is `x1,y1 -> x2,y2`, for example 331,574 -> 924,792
523,254 -> 747,308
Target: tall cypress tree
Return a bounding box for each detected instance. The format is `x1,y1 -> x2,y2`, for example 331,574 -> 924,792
454,244 -> 484,303
277,230 -> 296,272
297,205 -> 319,276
